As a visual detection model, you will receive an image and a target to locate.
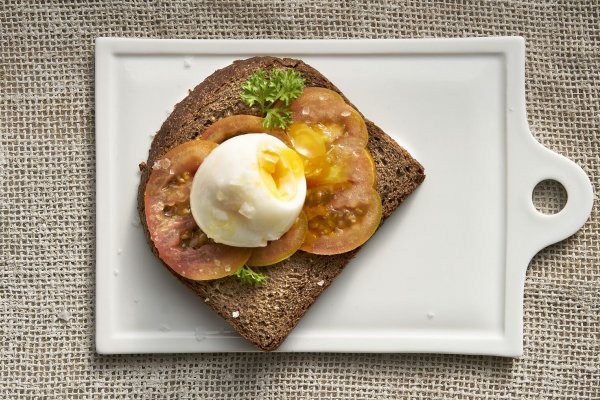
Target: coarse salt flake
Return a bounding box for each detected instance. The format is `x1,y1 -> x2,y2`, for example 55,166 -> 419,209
238,202 -> 256,218
317,280 -> 325,286
214,209 -> 229,221
152,158 -> 171,170
231,311 -> 240,318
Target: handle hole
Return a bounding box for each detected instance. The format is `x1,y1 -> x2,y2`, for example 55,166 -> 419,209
532,179 -> 567,215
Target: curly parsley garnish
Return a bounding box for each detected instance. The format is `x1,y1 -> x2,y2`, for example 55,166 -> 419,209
233,265 -> 269,286
241,68 -> 305,130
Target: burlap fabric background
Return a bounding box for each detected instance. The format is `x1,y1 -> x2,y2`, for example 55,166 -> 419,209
1,1 -> 598,398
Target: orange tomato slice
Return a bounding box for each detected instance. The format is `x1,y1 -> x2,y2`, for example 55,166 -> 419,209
301,185 -> 382,255
287,88 -> 381,255
247,212 -> 308,267
290,87 -> 368,148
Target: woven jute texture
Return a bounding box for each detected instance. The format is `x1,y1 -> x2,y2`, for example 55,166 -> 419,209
1,1 -> 598,398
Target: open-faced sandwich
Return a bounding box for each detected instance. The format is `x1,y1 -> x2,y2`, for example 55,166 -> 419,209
137,57 -> 425,351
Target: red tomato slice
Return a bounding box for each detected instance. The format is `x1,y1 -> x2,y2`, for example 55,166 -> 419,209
290,87 -> 368,148
144,140 -> 251,280
301,185 -> 382,255
247,212 -> 308,267
297,87 -> 346,104
201,115 -> 289,145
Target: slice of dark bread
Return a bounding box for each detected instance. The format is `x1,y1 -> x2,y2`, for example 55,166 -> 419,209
137,57 -> 425,351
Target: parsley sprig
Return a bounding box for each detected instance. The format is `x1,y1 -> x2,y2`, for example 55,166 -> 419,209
241,68 -> 305,130
233,265 -> 269,286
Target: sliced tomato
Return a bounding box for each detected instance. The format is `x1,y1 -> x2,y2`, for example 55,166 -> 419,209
306,146 -> 376,188
287,89 -> 382,255
201,115 -> 289,145
290,88 -> 368,148
144,140 -> 251,280
297,87 -> 346,104
247,212 -> 308,267
301,185 -> 382,255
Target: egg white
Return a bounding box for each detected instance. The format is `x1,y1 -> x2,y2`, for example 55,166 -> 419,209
190,134 -> 306,247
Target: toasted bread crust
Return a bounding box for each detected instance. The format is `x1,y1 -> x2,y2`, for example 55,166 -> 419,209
137,57 -> 425,351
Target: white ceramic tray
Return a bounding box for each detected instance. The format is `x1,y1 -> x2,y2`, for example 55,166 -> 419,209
95,38 -> 593,356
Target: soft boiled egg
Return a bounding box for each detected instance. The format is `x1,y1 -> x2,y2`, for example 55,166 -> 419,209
190,133 -> 306,247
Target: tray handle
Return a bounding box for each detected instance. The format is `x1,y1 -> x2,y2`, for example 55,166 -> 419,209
514,126 -> 594,255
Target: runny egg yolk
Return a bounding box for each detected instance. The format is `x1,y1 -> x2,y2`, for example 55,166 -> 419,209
258,146 -> 304,201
